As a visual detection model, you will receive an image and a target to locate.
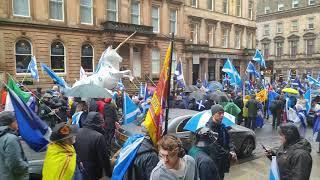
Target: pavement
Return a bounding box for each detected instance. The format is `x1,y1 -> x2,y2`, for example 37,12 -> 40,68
225,118 -> 320,180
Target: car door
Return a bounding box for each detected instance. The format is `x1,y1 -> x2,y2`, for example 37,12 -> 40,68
174,117 -> 195,150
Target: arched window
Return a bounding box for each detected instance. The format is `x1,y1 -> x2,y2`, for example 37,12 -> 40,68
51,41 -> 65,73
81,44 -> 93,72
15,39 -> 32,73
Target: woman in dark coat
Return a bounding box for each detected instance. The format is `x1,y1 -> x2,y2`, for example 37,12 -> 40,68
265,123 -> 312,180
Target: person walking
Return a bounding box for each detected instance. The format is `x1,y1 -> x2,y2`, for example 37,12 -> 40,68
265,123 -> 312,180
103,98 -> 119,148
150,134 -> 198,180
188,127 -> 220,180
246,94 -> 260,130
234,92 -> 244,125
74,112 -> 112,180
0,111 -> 29,180
206,104 -> 237,179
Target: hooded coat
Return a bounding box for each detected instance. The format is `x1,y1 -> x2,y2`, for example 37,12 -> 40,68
0,126 -> 29,180
74,112 -> 111,179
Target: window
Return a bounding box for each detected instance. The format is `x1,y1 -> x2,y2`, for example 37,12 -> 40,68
152,6 -> 160,33
248,0 -> 253,19
49,0 -> 64,20
80,0 -> 93,24
207,24 -> 214,46
13,0 -> 30,17
191,0 -> 197,7
247,32 -> 252,49
152,49 -> 160,74
309,0 -> 315,5
107,0 -> 118,21
15,39 -> 32,73
265,6 -> 270,14
277,22 -> 283,33
207,0 -> 214,10
208,63 -> 215,81
51,41 -> 65,73
235,30 -> 241,49
190,23 -> 199,44
264,24 -> 270,36
278,3 -> 284,11
131,1 -> 140,25
275,42 -> 283,57
223,0 -> 228,14
292,0 -> 299,8
169,9 -> 177,34
222,28 -> 229,48
291,20 -> 298,31
236,0 -> 241,17
262,43 -> 270,57
289,40 -> 298,58
81,44 -> 93,72
307,17 -> 314,30
305,39 -> 314,56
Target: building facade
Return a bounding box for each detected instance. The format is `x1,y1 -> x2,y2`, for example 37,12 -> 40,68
256,0 -> 320,81
0,0 -> 256,90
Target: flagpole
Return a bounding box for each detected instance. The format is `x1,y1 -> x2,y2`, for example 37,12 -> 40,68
145,74 -> 157,87
164,33 -> 174,135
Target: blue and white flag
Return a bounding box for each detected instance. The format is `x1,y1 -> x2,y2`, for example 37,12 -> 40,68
174,60 -> 186,88
183,110 -> 235,132
41,63 -> 69,88
27,56 -> 39,81
222,58 -> 242,86
8,89 -> 51,152
139,83 -> 144,98
117,79 -> 125,91
143,83 -> 149,101
269,156 -> 280,180
196,100 -> 205,110
304,89 -> 311,114
80,66 -> 87,80
246,61 -> 260,78
307,75 -> 320,87
123,93 -> 141,124
253,49 -> 266,68
317,71 -> 320,82
112,134 -> 145,180
72,111 -> 83,127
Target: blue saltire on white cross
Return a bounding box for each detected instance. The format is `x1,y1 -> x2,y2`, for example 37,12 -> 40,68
174,59 -> 186,88
71,111 -> 83,127
196,100 -> 205,110
252,49 -> 266,68
222,58 -> 242,87
123,93 -> 141,124
246,61 -> 260,78
307,75 -> 320,87
27,56 -> 39,81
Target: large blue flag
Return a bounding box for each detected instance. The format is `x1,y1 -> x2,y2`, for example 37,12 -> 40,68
8,89 -> 51,152
112,134 -> 144,180
307,75 -> 320,87
41,63 -> 69,88
253,49 -> 266,68
304,89 -> 311,114
246,61 -> 260,78
174,60 -> 186,88
27,56 -> 39,81
123,93 -> 140,124
222,58 -> 242,86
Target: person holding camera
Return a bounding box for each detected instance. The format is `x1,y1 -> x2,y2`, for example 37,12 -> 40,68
150,134 -> 198,180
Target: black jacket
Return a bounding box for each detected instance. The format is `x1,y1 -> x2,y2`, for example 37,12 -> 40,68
276,138 -> 312,180
104,103 -> 118,129
123,137 -> 159,180
246,99 -> 259,117
74,112 -> 111,180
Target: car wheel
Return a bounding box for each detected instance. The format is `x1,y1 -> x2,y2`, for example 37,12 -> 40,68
239,137 -> 255,158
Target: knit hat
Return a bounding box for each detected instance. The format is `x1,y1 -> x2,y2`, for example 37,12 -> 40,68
211,104 -> 224,115
0,111 -> 16,126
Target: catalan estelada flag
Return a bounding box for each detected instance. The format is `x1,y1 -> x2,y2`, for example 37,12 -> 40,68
143,43 -> 172,144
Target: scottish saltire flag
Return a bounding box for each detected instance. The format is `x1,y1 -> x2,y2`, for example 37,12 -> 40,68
117,79 -> 125,91
139,83 -> 144,98
287,69 -> 292,82
8,89 -> 51,152
307,75 -> 320,87
41,63 -> 69,88
143,83 -> 149,101
183,110 -> 235,132
252,49 -> 266,68
196,100 -> 205,110
112,134 -> 144,180
222,59 -> 242,86
246,61 -> 260,78
27,56 -> 39,82
269,156 -> 280,180
71,111 -> 83,127
123,93 -> 140,124
174,60 -> 186,88
80,66 -> 87,80
304,89 -> 311,114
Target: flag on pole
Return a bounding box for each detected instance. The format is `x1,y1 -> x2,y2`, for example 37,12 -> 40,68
256,89 -> 268,102
7,76 -> 31,103
246,61 -> 260,78
144,83 -> 149,101
41,63 -> 69,88
304,89 -> 311,114
222,58 -> 242,86
253,49 -> 266,68
123,93 -> 141,124
269,156 -> 280,180
8,89 -> 51,152
71,111 -> 83,127
143,43 -> 172,144
80,66 -> 87,80
174,59 -> 186,88
116,79 -> 125,91
139,83 -> 144,99
307,75 -> 320,87
27,56 -> 39,81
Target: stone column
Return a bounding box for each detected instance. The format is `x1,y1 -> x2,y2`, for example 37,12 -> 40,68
129,44 -> 134,72
162,1 -> 169,34
242,27 -> 247,49
230,24 -> 235,49
187,58 -> 193,85
216,22 -> 222,47
199,19 -> 206,44
215,59 -> 221,81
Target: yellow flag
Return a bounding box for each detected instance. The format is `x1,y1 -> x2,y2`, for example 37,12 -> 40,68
256,89 -> 267,102
143,43 -> 172,144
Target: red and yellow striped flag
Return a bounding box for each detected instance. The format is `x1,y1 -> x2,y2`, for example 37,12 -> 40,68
143,43 -> 172,144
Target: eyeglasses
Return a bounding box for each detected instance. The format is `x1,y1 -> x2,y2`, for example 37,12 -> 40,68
158,150 -> 178,160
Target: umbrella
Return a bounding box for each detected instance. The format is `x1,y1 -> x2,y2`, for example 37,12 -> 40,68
186,85 -> 199,92
282,88 -> 299,94
207,81 -> 223,91
189,91 -> 205,101
65,84 -> 112,98
208,91 -> 229,103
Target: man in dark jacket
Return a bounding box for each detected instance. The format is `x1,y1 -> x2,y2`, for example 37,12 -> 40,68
74,112 -> 112,180
38,93 -> 56,128
188,127 -> 220,180
246,94 -> 260,130
104,98 -> 119,148
0,111 -> 29,180
206,104 -> 237,179
234,92 -> 244,125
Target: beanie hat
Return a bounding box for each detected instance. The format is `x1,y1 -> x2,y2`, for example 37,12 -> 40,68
0,111 -> 16,126
211,104 -> 224,115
